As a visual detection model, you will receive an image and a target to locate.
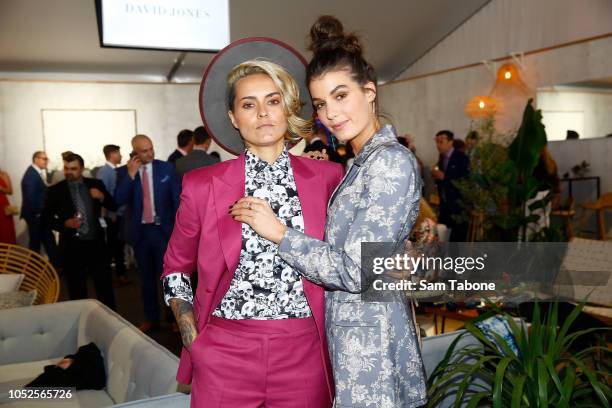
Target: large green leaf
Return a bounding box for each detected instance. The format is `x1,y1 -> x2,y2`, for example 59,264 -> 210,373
493,357 -> 514,408
508,99 -> 548,180
511,375 -> 528,408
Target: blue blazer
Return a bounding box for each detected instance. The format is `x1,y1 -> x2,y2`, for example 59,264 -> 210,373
96,164 -> 117,196
436,148 -> 470,223
20,165 -> 47,221
115,160 -> 180,245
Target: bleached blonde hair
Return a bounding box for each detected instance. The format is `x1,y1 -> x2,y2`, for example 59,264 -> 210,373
227,59 -> 311,142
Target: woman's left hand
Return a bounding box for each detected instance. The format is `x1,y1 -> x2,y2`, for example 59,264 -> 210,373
230,197 -> 287,244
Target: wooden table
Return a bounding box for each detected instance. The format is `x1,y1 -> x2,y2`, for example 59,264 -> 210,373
424,305 -> 480,334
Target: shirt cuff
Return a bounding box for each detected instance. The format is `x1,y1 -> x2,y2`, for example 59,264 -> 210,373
278,227 -> 307,265
162,272 -> 194,306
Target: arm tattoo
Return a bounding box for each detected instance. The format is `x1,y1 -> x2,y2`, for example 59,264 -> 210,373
169,298 -> 198,350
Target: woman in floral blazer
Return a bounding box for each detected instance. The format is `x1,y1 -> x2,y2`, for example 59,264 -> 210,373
230,16 -> 428,408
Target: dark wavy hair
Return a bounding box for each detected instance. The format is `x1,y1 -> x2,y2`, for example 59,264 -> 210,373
306,16 -> 378,112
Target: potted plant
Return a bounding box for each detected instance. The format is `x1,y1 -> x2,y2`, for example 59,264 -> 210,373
455,100 -> 562,241
427,301 -> 611,407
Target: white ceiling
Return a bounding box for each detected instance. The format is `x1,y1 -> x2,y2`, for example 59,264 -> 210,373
0,0 -> 490,83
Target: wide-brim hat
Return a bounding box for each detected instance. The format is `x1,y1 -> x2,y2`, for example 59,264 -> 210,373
199,37 -> 312,155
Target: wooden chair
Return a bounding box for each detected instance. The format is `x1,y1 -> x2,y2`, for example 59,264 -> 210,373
579,192 -> 612,240
0,243 -> 60,304
551,196 -> 576,240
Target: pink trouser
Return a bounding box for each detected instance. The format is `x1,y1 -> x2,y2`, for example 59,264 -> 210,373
189,316 -> 331,408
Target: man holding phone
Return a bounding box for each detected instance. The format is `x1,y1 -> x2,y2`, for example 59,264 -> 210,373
115,135 -> 180,332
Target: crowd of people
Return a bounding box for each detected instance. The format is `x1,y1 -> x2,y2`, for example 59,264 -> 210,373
0,106 -> 491,326
0,125 -> 481,285
0,126 -> 219,333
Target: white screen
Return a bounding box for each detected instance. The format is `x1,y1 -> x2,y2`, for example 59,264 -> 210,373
101,0 -> 230,51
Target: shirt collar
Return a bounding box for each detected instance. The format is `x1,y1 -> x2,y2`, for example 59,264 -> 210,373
177,148 -> 188,156
139,162 -> 152,173
445,148 -> 454,159
68,178 -> 84,186
32,164 -> 44,174
245,149 -> 290,176
106,161 -> 116,168
353,124 -> 397,166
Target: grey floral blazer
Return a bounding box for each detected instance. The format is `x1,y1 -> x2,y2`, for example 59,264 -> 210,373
279,125 -> 428,407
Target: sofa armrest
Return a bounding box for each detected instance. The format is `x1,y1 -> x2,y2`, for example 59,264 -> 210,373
0,299 -> 180,405
76,300 -> 179,404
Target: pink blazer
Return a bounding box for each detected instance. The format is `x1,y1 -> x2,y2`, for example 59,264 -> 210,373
162,152 -> 344,398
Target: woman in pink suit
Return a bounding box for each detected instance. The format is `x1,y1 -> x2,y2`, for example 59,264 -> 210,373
161,39 -> 343,408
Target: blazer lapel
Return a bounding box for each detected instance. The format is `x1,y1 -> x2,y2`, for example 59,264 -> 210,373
212,154 -> 246,273
290,155 -> 328,329
152,160 -> 162,214
60,181 -> 76,216
290,155 -> 325,238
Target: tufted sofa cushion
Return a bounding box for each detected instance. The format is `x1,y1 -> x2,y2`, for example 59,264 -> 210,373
0,299 -> 180,407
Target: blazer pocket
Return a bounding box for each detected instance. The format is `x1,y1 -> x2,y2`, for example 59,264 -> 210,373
334,319 -> 379,327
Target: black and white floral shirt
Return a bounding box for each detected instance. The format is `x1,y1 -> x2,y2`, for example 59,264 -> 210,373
163,149 -> 310,320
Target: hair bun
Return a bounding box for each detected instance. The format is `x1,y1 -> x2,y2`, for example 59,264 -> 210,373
308,15 -> 362,56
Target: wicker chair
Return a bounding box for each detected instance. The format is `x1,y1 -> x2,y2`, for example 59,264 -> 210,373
0,243 -> 60,304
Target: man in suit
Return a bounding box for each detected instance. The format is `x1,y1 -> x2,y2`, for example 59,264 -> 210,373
44,153 -> 117,309
97,144 -> 130,287
175,126 -> 219,178
432,130 -> 470,241
20,151 -> 59,266
116,134 -> 180,332
167,129 -> 194,164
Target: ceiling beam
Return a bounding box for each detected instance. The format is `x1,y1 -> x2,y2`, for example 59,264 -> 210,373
166,52 -> 187,82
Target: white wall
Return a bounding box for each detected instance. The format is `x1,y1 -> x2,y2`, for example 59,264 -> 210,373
379,0 -> 612,167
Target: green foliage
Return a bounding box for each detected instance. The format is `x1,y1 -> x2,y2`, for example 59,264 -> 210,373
508,100 -> 548,186
427,302 -> 611,407
455,100 -> 556,241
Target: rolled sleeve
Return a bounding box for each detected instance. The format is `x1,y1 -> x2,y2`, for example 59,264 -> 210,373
162,272 -> 194,306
